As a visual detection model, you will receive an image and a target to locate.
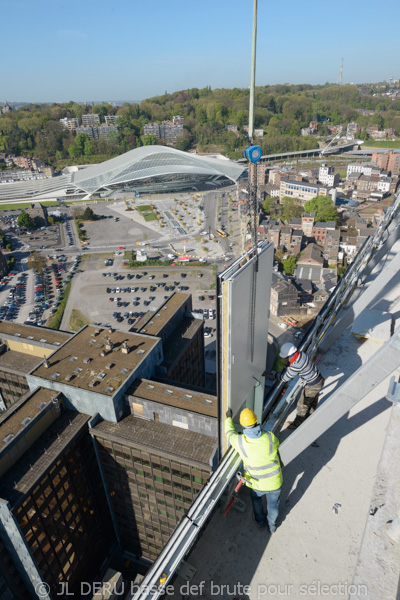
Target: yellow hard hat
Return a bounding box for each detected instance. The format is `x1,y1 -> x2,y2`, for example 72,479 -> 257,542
240,408 -> 257,427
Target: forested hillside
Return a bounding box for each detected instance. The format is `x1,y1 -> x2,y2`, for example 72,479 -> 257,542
1,84 -> 400,171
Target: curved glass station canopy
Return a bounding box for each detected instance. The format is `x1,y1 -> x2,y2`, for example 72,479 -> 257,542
0,146 -> 245,201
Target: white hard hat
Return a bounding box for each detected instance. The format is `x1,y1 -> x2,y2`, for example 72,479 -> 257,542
279,343 -> 297,358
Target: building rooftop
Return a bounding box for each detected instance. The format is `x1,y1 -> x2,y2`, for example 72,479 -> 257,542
135,293 -> 190,337
91,415 -> 217,468
128,378 -> 217,418
29,325 -> 161,395
0,409 -> 89,508
0,349 -> 42,374
0,321 -> 71,348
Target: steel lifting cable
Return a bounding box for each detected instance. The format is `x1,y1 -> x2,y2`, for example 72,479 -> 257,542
249,161 -> 258,362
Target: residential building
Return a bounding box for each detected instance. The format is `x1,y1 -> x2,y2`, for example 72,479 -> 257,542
27,202 -> 48,226
143,123 -> 161,139
347,163 -> 381,178
295,243 -> 324,282
256,163 -> 267,186
98,124 -> 119,140
319,164 -> 340,187
324,229 -> 340,265
81,114 -> 100,126
280,226 -> 303,254
280,180 -> 330,203
144,117 -> 184,146
161,120 -> 184,146
0,389 -> 115,599
133,294 -> 205,388
0,322 -> 72,410
75,125 -> 99,139
294,279 -> 314,304
90,406 -> 217,561
270,275 -> 299,316
372,150 -> 400,176
225,125 -> 238,133
104,115 -> 121,124
59,117 -> 80,131
347,122 -> 358,139
301,212 -> 315,237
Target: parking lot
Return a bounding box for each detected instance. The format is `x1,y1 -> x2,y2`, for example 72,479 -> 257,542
61,260 -> 218,334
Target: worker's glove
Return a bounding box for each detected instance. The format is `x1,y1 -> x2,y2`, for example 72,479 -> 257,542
226,408 -> 233,418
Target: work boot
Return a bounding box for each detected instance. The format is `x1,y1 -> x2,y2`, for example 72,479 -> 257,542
252,512 -> 268,529
286,415 -> 305,430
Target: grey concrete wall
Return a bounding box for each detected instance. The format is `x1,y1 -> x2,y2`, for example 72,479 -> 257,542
0,500 -> 52,600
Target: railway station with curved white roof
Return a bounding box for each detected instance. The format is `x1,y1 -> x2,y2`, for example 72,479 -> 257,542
0,146 -> 245,202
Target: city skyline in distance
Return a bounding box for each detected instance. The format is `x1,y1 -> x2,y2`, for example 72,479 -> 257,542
2,0 -> 400,103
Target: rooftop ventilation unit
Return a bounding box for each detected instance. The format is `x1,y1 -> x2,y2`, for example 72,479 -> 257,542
104,386 -> 114,393
105,363 -> 113,369
203,399 -> 213,404
3,434 -> 14,444
146,384 -> 155,390
37,402 -> 46,409
183,394 -> 193,399
21,417 -> 31,426
83,357 -> 92,364
97,372 -> 106,380
14,333 -> 21,337
51,372 -> 60,380
65,374 -> 74,382
137,349 -> 145,355
88,380 -> 96,388
39,339 -> 47,343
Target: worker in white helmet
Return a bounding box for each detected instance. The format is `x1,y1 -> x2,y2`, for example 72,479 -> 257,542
279,343 -> 325,429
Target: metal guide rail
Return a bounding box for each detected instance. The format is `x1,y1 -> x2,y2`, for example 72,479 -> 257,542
131,191 -> 400,600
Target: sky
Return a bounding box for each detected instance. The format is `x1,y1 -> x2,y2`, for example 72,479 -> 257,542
2,0 -> 400,103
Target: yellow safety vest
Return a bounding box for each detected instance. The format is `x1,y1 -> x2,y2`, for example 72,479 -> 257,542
225,418 -> 282,492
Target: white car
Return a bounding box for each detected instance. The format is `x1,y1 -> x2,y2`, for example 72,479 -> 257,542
278,322 -> 287,329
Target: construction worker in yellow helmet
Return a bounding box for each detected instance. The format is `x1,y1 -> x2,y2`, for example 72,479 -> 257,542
225,407 -> 282,532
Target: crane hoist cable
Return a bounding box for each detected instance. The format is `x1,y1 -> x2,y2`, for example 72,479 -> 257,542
244,144 -> 262,362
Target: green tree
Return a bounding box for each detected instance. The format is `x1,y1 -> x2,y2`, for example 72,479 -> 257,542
304,195 -> 339,224
281,197 -> 303,221
141,134 -> 157,146
17,212 -> 35,229
82,207 -> 95,220
262,197 -> 273,214
282,254 -> 299,275
84,138 -> 94,156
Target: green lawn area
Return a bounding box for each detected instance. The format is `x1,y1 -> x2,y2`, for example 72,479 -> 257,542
362,140 -> 400,149
143,213 -> 158,222
69,309 -> 91,332
47,282 -> 71,329
0,200 -> 60,211
338,169 -> 347,178
136,205 -> 153,212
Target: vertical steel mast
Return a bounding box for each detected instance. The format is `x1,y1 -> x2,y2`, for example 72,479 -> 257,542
248,0 -> 258,142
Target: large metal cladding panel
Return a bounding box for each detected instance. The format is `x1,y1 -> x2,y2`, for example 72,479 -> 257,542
219,242 -> 273,427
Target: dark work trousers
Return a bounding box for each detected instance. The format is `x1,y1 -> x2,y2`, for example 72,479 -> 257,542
297,377 -> 325,417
